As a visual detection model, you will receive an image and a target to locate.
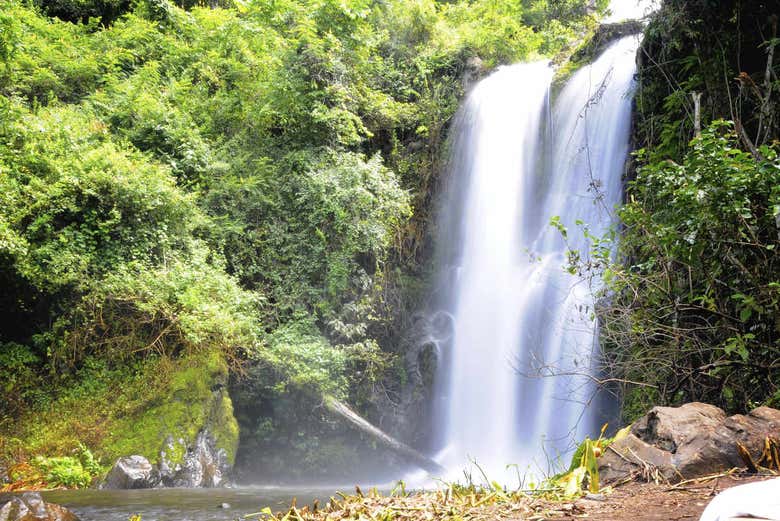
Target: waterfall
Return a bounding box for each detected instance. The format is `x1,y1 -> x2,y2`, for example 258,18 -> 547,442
605,0 -> 659,22
430,35 -> 641,481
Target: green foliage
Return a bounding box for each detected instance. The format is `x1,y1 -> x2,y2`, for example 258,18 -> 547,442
552,424 -> 614,497
264,320 -> 348,397
587,122 -> 780,414
93,63 -> 222,186
77,443 -> 102,476
0,0 -> 602,480
51,249 -> 261,367
36,0 -> 131,25
0,343 -> 40,417
634,0 -> 779,159
0,103 -> 201,293
0,7 -> 106,103
32,453 -> 95,488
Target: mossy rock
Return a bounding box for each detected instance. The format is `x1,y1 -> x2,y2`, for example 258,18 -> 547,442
552,20 -> 645,89
107,350 -> 239,467
2,350 -> 240,479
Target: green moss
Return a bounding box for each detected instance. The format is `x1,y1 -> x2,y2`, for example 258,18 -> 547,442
1,349 -> 239,476
103,350 -> 239,465
210,388 -> 239,465
551,27 -> 598,89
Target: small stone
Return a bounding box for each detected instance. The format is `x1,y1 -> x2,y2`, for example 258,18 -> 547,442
584,493 -> 606,501
220,503 -> 230,509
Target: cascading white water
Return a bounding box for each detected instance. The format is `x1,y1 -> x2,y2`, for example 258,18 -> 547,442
605,0 -> 659,22
432,36 -> 641,481
437,61 -> 553,476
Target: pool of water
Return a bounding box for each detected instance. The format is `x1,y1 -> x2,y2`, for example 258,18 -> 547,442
1,487 -> 335,521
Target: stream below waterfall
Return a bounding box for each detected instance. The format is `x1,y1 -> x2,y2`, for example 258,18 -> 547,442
0,487 -> 331,521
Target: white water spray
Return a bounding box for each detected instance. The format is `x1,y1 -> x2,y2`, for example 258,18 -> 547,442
431,36 -> 641,481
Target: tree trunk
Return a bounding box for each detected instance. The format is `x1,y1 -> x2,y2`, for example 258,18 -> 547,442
691,92 -> 702,137
323,395 -> 446,475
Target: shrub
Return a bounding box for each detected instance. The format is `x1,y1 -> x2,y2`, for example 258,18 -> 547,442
0,343 -> 40,418
52,248 -> 261,368
32,454 -> 94,488
36,0 -> 132,25
597,122 -> 780,414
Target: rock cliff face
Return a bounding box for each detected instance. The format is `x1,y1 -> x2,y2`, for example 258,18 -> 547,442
598,402 -> 780,483
159,430 -> 231,488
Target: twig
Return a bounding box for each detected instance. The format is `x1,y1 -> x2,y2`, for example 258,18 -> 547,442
666,470 -> 737,491
757,15 -> 778,144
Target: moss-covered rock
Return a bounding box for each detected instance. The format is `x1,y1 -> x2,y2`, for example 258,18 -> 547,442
107,350 -> 238,467
1,350 -> 239,486
553,20 -> 644,89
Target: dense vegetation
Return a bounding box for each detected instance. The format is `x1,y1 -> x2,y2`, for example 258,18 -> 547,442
587,0 -> 780,419
0,0 -> 604,483
7,0 -> 777,490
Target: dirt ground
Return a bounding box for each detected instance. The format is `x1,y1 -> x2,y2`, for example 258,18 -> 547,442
542,473 -> 778,521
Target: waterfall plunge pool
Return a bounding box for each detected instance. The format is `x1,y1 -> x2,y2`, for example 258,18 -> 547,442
0,487 -> 338,521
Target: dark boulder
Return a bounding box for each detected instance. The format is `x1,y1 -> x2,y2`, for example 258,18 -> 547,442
599,403 -> 780,484
674,406 -> 780,478
599,432 -> 676,483
101,455 -> 159,489
631,402 -> 726,453
0,492 -> 79,521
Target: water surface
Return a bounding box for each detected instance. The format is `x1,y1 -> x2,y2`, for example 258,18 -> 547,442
2,487 -> 331,521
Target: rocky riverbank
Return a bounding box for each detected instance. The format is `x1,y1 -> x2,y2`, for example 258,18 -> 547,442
255,402 -> 780,521
2,402 -> 778,521
599,402 -> 780,483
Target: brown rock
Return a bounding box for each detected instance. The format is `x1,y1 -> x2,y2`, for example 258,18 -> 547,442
0,492 -> 79,521
599,403 -> 780,484
598,433 -> 676,483
631,402 -> 726,452
675,406 -> 780,478
461,56 -> 486,91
